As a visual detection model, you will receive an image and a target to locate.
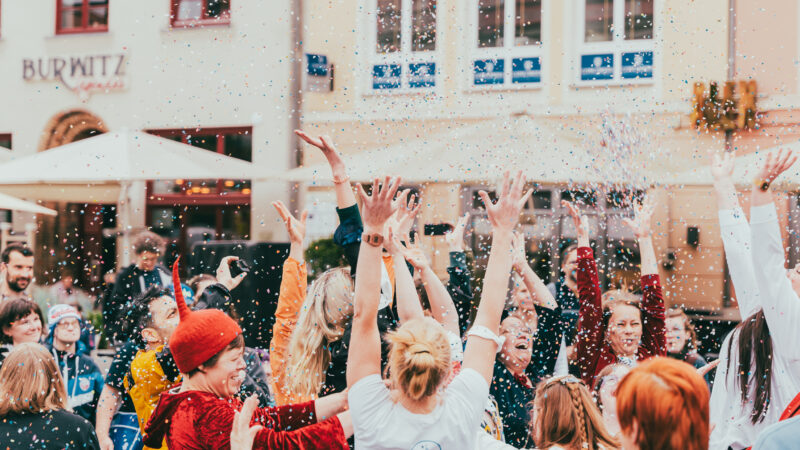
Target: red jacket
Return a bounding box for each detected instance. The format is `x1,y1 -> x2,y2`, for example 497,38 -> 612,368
574,246 -> 666,386
143,388 -> 347,450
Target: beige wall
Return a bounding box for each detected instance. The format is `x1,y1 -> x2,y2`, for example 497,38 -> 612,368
298,0 -> 751,310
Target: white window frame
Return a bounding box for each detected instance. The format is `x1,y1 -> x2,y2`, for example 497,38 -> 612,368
367,0 -> 441,94
573,0 -> 655,86
468,0 -> 546,90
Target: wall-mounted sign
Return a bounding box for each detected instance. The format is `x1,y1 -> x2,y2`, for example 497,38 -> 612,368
22,53 -> 128,96
474,59 -> 504,85
691,80 -> 758,131
306,54 -> 329,76
621,51 -> 653,79
373,64 -> 401,90
409,63 -> 435,88
305,53 -> 333,92
580,53 -> 613,81
512,57 -> 541,84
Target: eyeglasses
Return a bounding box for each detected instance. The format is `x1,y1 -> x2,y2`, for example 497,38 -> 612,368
56,320 -> 81,329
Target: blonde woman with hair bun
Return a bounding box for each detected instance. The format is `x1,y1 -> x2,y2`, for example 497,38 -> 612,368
347,172 -> 532,449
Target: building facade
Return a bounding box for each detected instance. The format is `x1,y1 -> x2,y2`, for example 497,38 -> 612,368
297,0 -> 777,316
0,0 -> 297,287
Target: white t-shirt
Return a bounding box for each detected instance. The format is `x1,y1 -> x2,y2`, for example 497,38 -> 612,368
349,368 -> 489,449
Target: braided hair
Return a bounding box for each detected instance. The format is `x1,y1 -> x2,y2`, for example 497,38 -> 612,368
532,375 -> 619,450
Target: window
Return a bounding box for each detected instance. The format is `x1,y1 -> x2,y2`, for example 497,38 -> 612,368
146,127 -> 251,198
171,0 -> 230,27
56,0 -> 108,34
472,0 -> 543,87
371,0 -> 438,91
577,0 -> 653,83
0,134 -> 10,150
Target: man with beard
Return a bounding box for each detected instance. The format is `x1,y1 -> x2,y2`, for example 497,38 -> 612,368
0,243 -> 34,302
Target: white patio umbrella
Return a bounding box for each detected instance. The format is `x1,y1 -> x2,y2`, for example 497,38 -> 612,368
668,145 -> 800,187
284,115 -> 665,186
0,130 -> 272,264
0,192 -> 57,216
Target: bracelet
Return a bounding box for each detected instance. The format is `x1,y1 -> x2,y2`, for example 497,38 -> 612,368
332,175 -> 350,185
466,325 -> 505,353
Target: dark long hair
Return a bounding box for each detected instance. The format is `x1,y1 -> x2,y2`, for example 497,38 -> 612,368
726,310 -> 772,424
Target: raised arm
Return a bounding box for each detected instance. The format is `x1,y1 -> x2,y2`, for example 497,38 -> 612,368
749,150 -> 800,358
385,227 -> 425,324
511,232 -> 558,310
622,198 -> 658,276
463,171 -> 532,384
295,130 -> 356,209
564,200 -> 604,384
404,240 -> 461,336
269,201 -> 308,405
622,197 -> 665,358
347,176 -> 401,386
712,152 -> 761,318
445,214 -> 475,335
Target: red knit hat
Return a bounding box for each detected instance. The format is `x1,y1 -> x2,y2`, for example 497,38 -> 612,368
169,259 -> 242,374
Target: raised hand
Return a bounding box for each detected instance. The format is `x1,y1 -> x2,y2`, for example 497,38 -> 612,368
757,148 -> 797,188
402,240 -> 430,271
357,176 -> 402,234
562,200 -> 590,246
230,395 -> 263,450
217,255 -> 247,291
445,213 -> 469,252
396,192 -> 421,240
478,171 -> 532,234
272,201 -> 307,244
622,197 -> 655,240
383,227 -> 405,256
711,152 -> 735,182
294,130 -> 348,181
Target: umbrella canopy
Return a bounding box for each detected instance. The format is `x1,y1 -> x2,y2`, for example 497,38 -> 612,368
0,192 -> 57,216
0,130 -> 268,184
285,116 -> 665,186
669,146 -> 800,187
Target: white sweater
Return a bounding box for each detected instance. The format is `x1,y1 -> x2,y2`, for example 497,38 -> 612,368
709,205 -> 800,449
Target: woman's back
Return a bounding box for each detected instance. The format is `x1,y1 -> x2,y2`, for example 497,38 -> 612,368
348,368 -> 488,449
709,328 -> 800,449
0,409 -> 100,449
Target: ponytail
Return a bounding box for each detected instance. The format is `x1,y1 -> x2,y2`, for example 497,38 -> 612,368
386,317 -> 450,402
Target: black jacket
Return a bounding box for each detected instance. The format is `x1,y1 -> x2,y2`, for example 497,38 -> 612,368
491,304 -> 563,448
0,409 -> 100,449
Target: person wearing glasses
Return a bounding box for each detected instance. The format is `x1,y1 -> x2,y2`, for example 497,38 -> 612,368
44,304 -> 104,425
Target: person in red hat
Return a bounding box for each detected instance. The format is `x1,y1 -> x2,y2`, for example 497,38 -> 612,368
142,261 -> 352,450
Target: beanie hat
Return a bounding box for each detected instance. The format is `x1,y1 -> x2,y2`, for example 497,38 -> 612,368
168,259 -> 242,374
47,304 -> 81,333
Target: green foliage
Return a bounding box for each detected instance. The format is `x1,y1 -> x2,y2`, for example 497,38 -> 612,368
87,311 -> 109,349
305,238 -> 348,281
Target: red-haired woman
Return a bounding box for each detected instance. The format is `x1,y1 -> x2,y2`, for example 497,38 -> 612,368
616,357 -> 709,450
565,198 -> 666,387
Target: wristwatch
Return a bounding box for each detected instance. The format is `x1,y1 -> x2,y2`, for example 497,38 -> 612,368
362,232 -> 384,247
754,178 -> 771,191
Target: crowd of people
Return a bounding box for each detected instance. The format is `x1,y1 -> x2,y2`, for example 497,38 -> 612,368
0,131 -> 799,449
